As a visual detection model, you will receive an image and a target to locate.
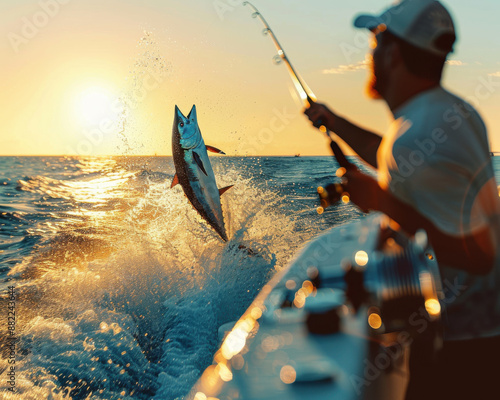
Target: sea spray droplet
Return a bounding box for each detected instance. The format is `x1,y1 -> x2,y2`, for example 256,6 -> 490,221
115,30 -> 170,155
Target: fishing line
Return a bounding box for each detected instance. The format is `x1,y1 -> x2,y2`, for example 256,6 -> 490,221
243,1 -> 316,107
244,2 -> 356,214
243,2 -> 354,170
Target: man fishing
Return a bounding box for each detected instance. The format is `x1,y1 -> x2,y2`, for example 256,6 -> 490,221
305,0 -> 500,398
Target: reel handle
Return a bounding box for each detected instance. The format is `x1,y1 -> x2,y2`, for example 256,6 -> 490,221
315,120 -> 356,214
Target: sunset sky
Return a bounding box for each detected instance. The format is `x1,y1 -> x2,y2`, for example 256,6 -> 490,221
1,0 -> 499,156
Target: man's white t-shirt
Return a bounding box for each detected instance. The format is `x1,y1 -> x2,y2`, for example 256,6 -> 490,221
377,86 -> 500,340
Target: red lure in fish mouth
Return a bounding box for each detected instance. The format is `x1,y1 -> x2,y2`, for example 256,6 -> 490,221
171,105 -> 233,241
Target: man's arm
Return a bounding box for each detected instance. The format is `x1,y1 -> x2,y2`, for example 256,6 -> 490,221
304,102 -> 382,168
379,186 -> 494,275
344,169 -> 495,275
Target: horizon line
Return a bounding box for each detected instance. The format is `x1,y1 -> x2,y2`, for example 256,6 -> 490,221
0,154 -> 351,158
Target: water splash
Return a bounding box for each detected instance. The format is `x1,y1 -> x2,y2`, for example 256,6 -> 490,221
115,31 -> 170,155
1,160 -> 310,400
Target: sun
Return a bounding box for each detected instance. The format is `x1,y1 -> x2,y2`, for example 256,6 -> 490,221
76,86 -> 119,126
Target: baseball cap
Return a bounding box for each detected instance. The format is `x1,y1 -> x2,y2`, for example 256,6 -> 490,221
354,0 -> 456,56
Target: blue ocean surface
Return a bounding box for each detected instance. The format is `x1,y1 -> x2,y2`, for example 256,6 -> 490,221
0,155 -> 364,399
1,156 -> 499,399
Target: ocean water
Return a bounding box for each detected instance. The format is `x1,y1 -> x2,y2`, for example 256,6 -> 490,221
2,155 -> 500,400
0,155 -> 364,400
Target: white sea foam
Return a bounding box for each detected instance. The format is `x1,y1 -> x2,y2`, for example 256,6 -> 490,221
1,165 -> 310,400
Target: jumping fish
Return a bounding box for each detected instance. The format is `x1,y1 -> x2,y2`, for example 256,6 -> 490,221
171,105 -> 232,241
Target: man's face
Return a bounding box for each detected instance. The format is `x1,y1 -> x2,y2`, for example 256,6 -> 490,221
366,32 -> 391,100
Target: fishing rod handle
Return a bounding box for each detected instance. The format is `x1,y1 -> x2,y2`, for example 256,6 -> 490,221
329,139 -> 356,171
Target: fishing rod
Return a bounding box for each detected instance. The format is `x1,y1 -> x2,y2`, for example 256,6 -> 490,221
243,2 -> 356,211
243,1 -> 317,108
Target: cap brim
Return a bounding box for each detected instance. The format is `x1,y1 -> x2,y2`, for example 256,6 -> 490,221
353,14 -> 382,31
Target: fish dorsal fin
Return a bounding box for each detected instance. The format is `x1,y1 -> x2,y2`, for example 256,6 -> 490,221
170,173 -> 179,188
187,104 -> 197,122
193,151 -> 208,176
219,185 -> 233,196
206,145 -> 226,155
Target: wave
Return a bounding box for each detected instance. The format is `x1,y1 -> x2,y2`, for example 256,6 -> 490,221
1,166 -> 313,399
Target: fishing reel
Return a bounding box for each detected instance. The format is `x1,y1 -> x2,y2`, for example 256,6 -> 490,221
316,180 -> 348,214
345,226 -> 442,335
313,138 -> 443,343
340,223 -> 444,374
316,140 -> 354,213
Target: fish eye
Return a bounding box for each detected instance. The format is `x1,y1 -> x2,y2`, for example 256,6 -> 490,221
180,122 -> 184,127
